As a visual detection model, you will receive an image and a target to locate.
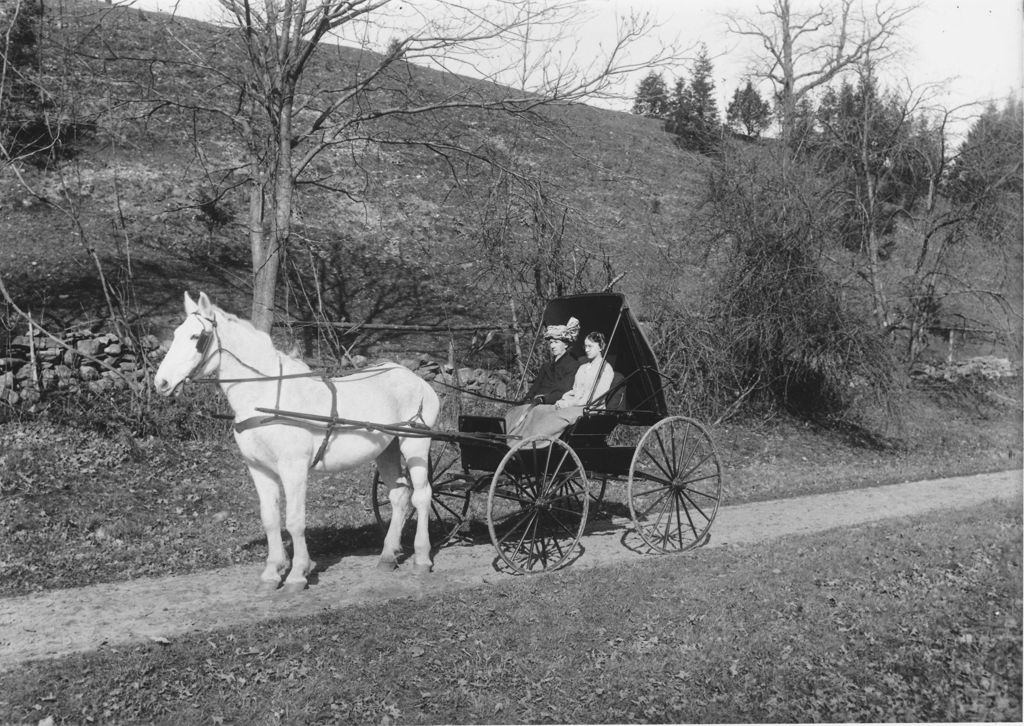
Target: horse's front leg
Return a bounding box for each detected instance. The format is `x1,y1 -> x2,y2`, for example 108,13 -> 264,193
279,459 -> 315,594
247,464 -> 289,593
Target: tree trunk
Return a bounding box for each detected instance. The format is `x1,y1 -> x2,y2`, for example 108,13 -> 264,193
248,171 -> 282,334
248,95 -> 296,334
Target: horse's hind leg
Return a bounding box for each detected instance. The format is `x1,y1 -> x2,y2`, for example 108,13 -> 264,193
377,439 -> 409,571
247,464 -> 289,593
402,436 -> 433,574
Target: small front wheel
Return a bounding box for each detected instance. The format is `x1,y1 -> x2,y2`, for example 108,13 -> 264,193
627,416 -> 722,553
486,436 -> 590,574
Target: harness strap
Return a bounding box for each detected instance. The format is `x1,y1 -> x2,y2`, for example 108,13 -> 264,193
234,415 -> 284,434
310,374 -> 340,469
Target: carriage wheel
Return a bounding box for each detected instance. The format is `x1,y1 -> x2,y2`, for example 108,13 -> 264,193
627,416 -> 722,553
486,436 -> 590,575
372,437 -> 472,549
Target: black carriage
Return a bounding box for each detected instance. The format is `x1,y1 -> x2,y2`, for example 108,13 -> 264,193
369,292 -> 723,575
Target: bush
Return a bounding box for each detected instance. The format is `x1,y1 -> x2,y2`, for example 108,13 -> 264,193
692,142 -> 906,438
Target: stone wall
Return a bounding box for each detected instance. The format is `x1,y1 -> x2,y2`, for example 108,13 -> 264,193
0,329 -> 163,406
0,333 -> 517,408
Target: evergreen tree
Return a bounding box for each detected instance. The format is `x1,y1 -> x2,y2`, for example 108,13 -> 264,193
726,80 -> 771,137
948,97 -> 1024,204
632,71 -> 670,118
665,44 -> 720,153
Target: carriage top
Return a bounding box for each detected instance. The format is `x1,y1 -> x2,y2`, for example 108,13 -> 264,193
523,292 -> 669,426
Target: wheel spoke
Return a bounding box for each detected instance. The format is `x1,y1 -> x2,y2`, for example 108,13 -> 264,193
642,445 -> 676,483
634,485 -> 673,520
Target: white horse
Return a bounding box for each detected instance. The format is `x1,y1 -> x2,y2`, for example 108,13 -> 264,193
153,292 -> 440,593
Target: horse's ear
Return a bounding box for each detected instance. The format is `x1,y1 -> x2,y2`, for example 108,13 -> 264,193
197,292 -> 213,316
184,292 -> 198,314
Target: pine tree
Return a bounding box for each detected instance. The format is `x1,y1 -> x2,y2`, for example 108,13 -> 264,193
726,80 -> 772,138
948,97 -> 1024,204
632,71 -> 670,118
664,44 -> 720,153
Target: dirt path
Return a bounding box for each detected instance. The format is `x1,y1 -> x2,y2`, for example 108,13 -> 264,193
1,470 -> 1020,671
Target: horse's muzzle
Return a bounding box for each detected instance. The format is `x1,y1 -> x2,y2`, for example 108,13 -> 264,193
153,376 -> 181,397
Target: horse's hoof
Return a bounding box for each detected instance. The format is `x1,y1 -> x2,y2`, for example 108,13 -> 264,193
411,561 -> 433,575
256,580 -> 280,595
280,581 -> 307,595
377,559 -> 399,572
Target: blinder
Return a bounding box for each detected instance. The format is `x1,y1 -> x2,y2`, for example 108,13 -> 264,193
195,328 -> 213,356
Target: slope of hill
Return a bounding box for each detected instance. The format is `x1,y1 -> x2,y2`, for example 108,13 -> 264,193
0,0 -> 711,355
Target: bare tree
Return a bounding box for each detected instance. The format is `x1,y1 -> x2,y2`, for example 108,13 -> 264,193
153,0 -> 689,331
726,0 -> 914,149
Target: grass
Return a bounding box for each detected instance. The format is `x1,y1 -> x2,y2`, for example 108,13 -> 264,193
1,500 -> 1019,724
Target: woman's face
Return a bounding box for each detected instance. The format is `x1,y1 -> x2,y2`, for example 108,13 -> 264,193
584,337 -> 602,360
547,338 -> 568,358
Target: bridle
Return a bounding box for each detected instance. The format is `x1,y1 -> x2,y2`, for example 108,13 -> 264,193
184,312 -> 221,383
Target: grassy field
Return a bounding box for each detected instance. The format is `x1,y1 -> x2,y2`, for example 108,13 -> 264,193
1,500 -> 1019,724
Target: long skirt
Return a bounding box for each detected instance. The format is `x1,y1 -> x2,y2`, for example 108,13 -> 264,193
504,403 -> 585,442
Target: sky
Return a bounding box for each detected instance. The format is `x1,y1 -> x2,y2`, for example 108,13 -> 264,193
132,0 -> 1022,134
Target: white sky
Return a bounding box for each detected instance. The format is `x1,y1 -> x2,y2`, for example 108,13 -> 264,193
133,0 -> 1022,132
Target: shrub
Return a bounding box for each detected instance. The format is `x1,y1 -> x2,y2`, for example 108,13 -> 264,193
691,142 -> 906,439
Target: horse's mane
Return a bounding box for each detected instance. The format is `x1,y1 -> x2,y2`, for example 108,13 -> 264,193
213,304 -> 310,371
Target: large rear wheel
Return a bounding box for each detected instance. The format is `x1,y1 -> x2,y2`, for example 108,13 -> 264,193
627,416 -> 722,553
486,436 -> 590,574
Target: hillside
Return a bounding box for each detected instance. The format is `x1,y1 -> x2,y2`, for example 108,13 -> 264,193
0,0 -> 714,362
0,1 -> 1020,429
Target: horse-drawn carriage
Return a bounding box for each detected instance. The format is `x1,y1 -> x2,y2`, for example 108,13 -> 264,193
154,291 -> 722,591
371,292 -> 723,574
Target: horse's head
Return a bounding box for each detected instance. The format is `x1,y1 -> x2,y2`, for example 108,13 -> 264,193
153,292 -> 220,396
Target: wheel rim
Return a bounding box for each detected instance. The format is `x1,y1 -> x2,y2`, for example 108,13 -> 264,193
627,416 -> 722,553
372,437 -> 472,549
487,437 -> 590,575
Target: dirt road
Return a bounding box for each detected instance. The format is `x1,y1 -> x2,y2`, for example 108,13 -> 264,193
1,469 -> 1020,671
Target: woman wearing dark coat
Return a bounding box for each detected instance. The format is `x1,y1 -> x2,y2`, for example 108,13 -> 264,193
505,317 -> 582,434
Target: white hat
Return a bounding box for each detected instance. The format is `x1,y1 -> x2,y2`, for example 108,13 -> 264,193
543,317 -> 580,343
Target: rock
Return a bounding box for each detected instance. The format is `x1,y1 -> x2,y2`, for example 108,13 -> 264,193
76,338 -> 102,357
79,365 -> 100,381
55,364 -> 74,380
88,378 -> 113,393
104,343 -> 123,356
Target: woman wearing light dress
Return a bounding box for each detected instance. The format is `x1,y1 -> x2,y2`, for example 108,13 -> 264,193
506,331 -> 615,441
